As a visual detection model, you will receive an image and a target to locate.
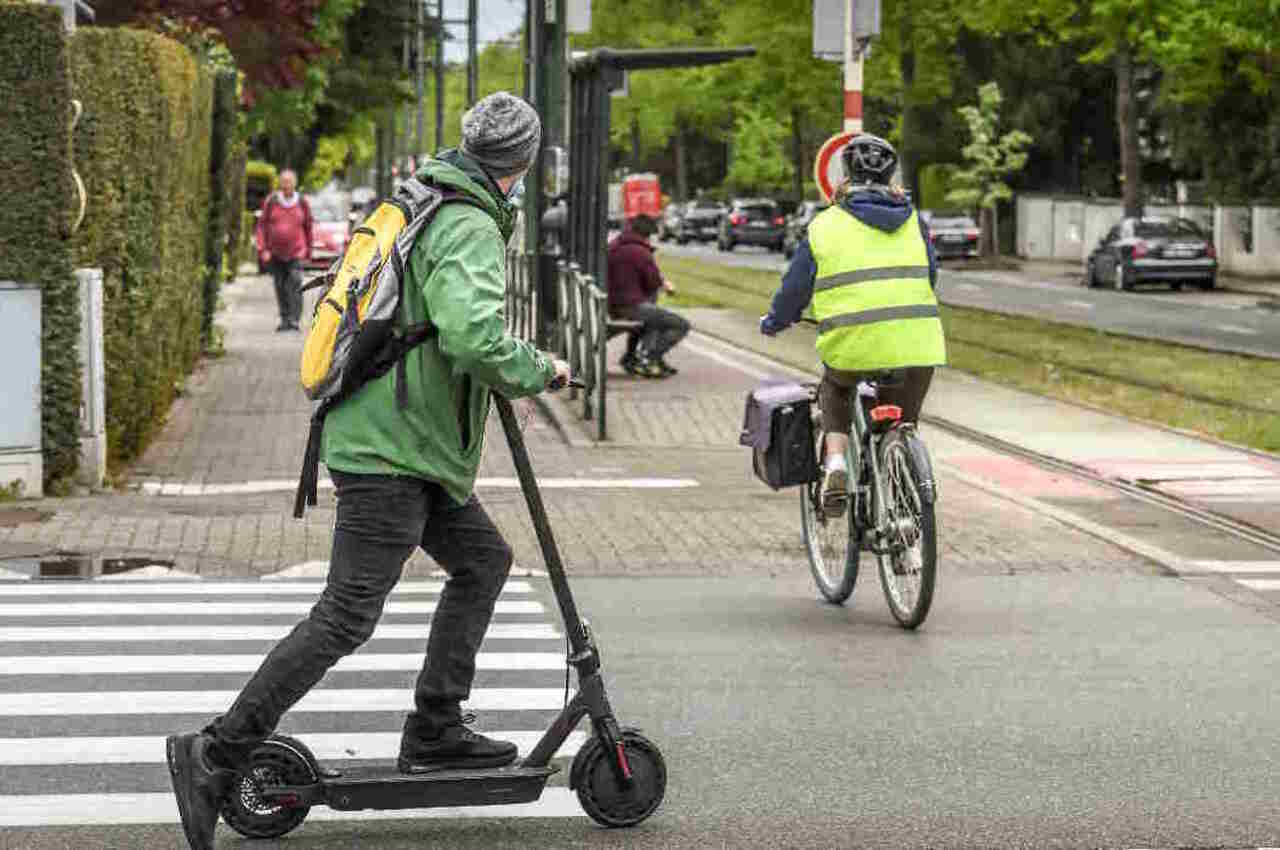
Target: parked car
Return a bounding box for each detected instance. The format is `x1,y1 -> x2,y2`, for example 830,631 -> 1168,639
675,199 -> 725,243
718,198 -> 785,252
783,200 -> 828,259
925,213 -> 981,259
658,201 -> 688,242
1085,216 -> 1217,291
304,194 -> 352,271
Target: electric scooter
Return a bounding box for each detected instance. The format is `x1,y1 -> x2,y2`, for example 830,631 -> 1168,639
218,391 -> 667,838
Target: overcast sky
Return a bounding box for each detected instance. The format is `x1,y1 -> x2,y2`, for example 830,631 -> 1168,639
440,0 -> 525,61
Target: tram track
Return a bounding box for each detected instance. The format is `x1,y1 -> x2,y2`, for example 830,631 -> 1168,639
684,323 -> 1280,560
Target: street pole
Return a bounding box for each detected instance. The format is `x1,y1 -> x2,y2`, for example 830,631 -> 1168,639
416,0 -> 425,157
467,0 -> 478,106
435,0 -> 445,152
843,0 -> 863,134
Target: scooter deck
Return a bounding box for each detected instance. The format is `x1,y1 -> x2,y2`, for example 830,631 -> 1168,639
276,763 -> 559,812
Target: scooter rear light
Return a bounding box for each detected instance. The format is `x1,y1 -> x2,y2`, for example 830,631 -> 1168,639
729,214 -> 745,226
1131,240 -> 1149,258
1206,243 -> 1217,259
774,216 -> 785,226
965,229 -> 979,240
870,405 -> 902,423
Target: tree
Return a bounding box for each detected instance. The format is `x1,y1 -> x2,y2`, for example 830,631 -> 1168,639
725,107 -> 793,194
964,0 -> 1180,216
946,82 -> 1031,256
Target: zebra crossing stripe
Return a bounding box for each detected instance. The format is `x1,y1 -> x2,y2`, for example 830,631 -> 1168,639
0,731 -> 587,765
0,688 -> 567,716
0,652 -> 566,675
0,622 -> 561,642
0,580 -> 534,596
0,600 -> 545,617
0,788 -> 585,826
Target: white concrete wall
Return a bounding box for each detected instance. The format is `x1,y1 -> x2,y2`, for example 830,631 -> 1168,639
1019,196 -> 1277,277
1051,200 -> 1085,261
1016,196 -> 1055,259
1082,203 -> 1125,261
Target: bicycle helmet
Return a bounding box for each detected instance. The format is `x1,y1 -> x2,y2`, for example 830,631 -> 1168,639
841,134 -> 898,185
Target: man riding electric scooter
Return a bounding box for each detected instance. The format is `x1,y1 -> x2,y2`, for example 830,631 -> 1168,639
166,92 -> 571,850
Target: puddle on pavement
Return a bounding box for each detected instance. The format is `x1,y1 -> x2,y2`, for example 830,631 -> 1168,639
0,551 -> 178,579
0,508 -> 52,528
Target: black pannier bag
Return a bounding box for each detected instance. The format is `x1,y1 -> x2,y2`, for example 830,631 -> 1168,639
740,382 -> 819,490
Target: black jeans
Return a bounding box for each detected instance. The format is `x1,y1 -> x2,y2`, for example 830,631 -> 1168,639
204,471 -> 514,769
269,258 -> 303,326
612,302 -> 690,360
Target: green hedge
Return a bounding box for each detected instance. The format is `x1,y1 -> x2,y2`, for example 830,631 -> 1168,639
0,4 -> 80,486
225,148 -> 248,279
70,27 -> 213,467
202,69 -> 237,346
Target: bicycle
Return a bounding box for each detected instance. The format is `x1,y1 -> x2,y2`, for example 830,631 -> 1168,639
798,361 -> 939,629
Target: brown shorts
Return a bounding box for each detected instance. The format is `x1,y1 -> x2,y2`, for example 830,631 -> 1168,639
818,366 -> 934,435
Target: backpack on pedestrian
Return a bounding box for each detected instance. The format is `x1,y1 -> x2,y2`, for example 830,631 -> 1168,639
293,177 -> 477,518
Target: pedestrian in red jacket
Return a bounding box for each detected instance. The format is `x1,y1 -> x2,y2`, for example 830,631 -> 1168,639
607,215 -> 689,378
254,169 -> 312,331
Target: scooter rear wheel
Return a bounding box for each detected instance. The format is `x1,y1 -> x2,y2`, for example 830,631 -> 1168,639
572,729 -> 666,828
221,735 -> 317,839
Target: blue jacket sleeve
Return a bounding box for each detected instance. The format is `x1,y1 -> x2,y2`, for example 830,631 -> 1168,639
918,216 -> 938,290
762,238 -> 816,334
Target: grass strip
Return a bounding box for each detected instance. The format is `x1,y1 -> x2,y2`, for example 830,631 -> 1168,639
658,255 -> 1279,453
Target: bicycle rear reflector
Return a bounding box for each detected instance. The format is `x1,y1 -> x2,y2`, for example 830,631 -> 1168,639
870,405 -> 902,423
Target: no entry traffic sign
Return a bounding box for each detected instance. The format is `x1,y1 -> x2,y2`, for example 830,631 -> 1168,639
814,131 -> 856,202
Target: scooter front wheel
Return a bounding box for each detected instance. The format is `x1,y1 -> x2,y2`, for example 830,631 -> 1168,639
221,734 -> 317,839
572,729 -> 666,828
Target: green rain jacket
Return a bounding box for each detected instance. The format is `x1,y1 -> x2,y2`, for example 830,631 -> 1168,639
321,150 -> 555,504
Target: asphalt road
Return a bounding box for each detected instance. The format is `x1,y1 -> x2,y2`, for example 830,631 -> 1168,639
657,239 -> 1280,359
3,572 -> 1278,849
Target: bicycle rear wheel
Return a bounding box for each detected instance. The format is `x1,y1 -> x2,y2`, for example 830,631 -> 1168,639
800,430 -> 860,604
874,426 -> 937,629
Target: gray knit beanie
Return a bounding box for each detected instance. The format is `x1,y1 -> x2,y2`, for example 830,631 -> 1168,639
460,92 -> 542,178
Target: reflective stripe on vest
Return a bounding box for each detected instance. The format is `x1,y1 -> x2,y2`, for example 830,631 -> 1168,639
807,206 -> 947,371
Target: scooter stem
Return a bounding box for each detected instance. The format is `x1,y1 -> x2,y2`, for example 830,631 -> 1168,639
492,394 -> 590,657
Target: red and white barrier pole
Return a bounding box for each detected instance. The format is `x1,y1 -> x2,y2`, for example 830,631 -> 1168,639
843,0 -> 863,134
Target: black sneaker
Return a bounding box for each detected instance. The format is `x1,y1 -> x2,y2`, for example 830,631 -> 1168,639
276,321 -> 290,332
620,352 -> 641,375
397,713 -> 518,774
656,357 -> 679,377
166,733 -> 234,850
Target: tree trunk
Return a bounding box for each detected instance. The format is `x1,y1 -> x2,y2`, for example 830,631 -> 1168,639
790,107 -> 804,200
898,0 -> 917,198
674,122 -> 689,201
1116,43 -> 1142,217
630,115 -> 642,172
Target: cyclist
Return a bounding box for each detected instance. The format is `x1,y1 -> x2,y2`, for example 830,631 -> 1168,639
760,134 -> 946,515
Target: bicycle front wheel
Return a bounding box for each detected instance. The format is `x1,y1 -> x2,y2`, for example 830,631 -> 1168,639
875,427 -> 937,629
800,430 -> 860,604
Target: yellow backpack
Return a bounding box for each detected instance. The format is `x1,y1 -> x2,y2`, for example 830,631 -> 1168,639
294,177 -> 474,517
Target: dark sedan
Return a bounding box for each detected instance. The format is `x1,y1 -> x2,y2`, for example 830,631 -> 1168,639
783,201 -> 828,259
718,199 -> 785,252
926,213 -> 981,259
675,200 -> 725,243
1086,217 -> 1217,291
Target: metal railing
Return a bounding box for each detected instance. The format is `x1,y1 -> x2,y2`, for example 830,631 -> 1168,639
556,262 -> 611,441
505,252 -> 610,441
505,250 -> 537,343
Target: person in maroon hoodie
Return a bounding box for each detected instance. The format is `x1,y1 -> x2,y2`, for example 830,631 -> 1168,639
607,214 -> 689,378
254,169 -> 312,331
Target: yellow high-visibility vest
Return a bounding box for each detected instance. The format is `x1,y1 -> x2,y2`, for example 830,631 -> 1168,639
807,206 -> 947,371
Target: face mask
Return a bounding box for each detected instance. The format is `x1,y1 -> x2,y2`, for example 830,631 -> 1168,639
506,176 -> 526,205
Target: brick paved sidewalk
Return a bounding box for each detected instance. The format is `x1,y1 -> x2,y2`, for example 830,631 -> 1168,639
0,270 -> 1154,583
